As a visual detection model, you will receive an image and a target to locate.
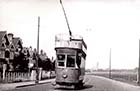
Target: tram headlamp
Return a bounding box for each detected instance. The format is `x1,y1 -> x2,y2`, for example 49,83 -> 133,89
63,74 -> 67,78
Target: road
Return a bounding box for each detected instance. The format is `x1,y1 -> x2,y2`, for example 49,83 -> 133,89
6,75 -> 140,91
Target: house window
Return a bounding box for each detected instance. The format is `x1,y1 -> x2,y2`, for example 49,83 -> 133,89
5,50 -> 10,58
1,43 -> 5,47
11,45 -> 14,49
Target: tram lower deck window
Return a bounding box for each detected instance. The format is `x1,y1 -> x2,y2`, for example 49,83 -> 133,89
57,54 -> 65,60
57,54 -> 65,67
67,55 -> 75,67
58,62 -> 64,66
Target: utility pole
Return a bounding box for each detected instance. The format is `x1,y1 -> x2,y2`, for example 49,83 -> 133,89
35,16 -> 40,84
137,39 -> 140,84
109,48 -> 111,78
96,62 -> 99,71
37,17 -> 40,54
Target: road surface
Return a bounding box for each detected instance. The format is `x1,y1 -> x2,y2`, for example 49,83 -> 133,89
5,75 -> 140,91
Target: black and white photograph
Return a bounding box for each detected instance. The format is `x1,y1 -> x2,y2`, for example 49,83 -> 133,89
0,0 -> 140,91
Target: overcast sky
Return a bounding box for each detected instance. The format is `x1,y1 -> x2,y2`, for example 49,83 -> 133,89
0,0 -> 140,69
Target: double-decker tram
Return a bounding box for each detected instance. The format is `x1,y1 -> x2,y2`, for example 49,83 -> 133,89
54,34 -> 87,89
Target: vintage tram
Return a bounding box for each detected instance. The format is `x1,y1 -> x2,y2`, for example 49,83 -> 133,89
54,34 -> 87,89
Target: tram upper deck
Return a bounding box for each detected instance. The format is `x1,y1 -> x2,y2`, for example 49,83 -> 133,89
55,34 -> 87,55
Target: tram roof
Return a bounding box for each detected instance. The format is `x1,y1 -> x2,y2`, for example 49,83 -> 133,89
70,38 -> 87,49
55,34 -> 87,55
55,34 -> 87,49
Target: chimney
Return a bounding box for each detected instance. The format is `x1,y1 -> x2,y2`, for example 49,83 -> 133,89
8,33 -> 14,44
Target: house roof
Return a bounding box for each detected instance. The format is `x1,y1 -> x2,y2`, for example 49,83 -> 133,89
0,31 -> 6,40
0,31 -> 7,46
12,37 -> 23,48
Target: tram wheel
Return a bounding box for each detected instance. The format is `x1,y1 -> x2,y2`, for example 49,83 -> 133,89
74,81 -> 84,89
74,84 -> 79,90
79,80 -> 84,88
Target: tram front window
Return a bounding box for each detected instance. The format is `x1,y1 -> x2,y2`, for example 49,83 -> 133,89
66,55 -> 75,67
57,54 -> 65,66
58,62 -> 64,66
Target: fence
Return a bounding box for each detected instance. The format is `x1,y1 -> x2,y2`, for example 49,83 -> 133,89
0,72 -> 30,83
0,70 -> 56,83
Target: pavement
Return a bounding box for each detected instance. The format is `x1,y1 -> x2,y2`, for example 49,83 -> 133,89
0,78 -> 55,91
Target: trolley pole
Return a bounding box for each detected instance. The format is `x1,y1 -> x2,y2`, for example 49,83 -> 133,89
137,39 -> 140,85
35,16 -> 40,84
109,48 -> 111,78
60,0 -> 72,37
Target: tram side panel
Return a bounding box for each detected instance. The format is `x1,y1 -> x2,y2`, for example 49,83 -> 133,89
76,51 -> 86,81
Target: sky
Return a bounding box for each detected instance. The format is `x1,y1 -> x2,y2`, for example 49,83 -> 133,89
0,0 -> 140,69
